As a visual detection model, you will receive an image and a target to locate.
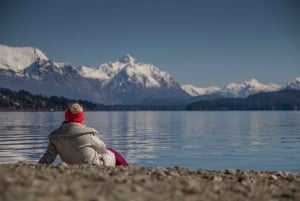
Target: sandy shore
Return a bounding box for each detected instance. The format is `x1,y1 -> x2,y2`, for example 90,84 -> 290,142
0,161 -> 299,201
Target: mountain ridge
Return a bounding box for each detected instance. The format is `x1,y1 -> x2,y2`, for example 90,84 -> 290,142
0,44 -> 299,105
182,78 -> 283,98
0,45 -> 188,104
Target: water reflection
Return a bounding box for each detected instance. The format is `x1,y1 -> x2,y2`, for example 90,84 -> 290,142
0,112 -> 63,163
86,112 -> 187,166
0,111 -> 299,172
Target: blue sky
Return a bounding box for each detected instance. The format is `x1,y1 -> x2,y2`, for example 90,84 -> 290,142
1,0 -> 299,87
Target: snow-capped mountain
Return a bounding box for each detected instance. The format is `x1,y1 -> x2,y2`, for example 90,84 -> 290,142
0,45 -> 188,104
285,77 -> 300,90
78,54 -> 176,86
0,45 -> 106,102
220,79 -> 281,98
1,44 -> 299,105
183,79 -> 282,98
79,54 -> 188,104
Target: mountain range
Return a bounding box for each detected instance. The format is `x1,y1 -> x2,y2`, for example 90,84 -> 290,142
182,78 -> 300,98
0,44 -> 299,105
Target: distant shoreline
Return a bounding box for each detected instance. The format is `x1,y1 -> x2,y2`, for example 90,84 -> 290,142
1,87 -> 300,111
1,109 -> 300,112
1,162 -> 299,201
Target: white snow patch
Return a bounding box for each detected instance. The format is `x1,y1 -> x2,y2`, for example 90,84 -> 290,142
222,79 -> 281,97
182,79 -> 281,97
285,77 -> 300,90
182,85 -> 221,96
0,44 -> 49,72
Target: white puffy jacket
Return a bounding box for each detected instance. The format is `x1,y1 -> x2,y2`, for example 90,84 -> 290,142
38,122 -> 115,166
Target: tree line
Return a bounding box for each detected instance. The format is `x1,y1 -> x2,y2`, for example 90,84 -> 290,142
0,87 -> 182,111
0,88 -> 101,111
1,87 -> 300,111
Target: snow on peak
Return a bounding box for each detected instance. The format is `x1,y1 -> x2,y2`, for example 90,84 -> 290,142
78,54 -> 175,88
119,54 -> 137,64
0,44 -> 49,72
285,77 -> 300,90
77,65 -> 107,80
121,63 -> 174,88
222,79 -> 281,97
78,54 -> 139,81
245,78 -> 260,86
182,85 -> 221,96
34,48 -> 49,61
183,79 -> 281,97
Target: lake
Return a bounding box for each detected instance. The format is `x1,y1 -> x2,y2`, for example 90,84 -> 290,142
0,111 -> 299,172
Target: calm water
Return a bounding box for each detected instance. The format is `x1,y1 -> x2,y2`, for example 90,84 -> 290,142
0,111 -> 299,172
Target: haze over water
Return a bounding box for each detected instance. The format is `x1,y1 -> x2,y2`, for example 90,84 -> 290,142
0,111 -> 299,172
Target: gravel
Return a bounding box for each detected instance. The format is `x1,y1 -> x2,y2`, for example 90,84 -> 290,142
0,161 -> 299,201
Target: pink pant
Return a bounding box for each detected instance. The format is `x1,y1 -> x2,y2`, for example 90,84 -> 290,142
107,148 -> 129,166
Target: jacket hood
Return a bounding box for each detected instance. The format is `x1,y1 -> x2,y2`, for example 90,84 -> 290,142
49,123 -> 98,137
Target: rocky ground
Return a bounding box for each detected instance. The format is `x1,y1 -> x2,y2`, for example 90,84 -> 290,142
0,161 -> 299,201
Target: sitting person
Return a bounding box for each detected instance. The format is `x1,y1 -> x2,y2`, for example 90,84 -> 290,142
39,103 -> 127,167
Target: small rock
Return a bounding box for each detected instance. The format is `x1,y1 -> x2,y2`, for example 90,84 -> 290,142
182,180 -> 200,194
57,162 -> 68,170
4,176 -> 16,184
270,175 -> 278,180
131,185 -> 143,192
237,175 -> 246,182
167,171 -> 180,177
224,169 -> 237,175
212,176 -> 223,182
16,160 -> 28,166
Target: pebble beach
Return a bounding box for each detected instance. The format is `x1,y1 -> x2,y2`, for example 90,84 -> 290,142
0,161 -> 299,201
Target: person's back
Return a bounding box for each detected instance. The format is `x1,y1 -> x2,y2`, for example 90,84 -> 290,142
39,103 -> 115,166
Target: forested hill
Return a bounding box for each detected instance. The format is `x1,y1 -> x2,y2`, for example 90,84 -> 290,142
0,88 -> 102,111
186,89 -> 300,111
0,88 -> 181,111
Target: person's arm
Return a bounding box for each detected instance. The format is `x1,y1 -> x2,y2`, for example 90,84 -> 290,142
38,140 -> 58,164
90,133 -> 107,154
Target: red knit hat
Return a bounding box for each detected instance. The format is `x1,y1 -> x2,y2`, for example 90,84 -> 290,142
64,103 -> 84,123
